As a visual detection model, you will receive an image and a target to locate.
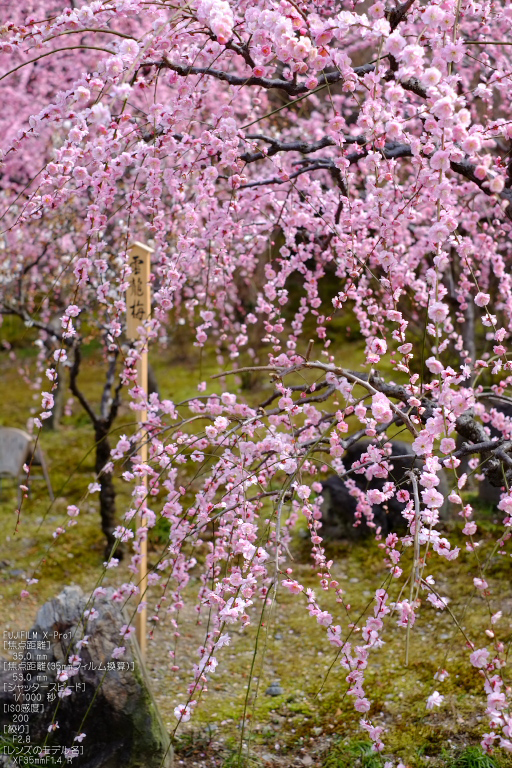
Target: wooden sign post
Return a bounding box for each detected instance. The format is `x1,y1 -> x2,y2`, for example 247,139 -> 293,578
126,241 -> 153,661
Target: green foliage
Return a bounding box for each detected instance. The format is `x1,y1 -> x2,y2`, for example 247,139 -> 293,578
451,746 -> 500,768
323,739 -> 384,768
221,751 -> 263,768
322,741 -> 507,768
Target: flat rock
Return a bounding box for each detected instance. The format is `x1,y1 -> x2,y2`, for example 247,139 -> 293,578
265,682 -> 284,697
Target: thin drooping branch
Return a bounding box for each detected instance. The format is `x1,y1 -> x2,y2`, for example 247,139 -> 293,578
462,301 -> 477,367
238,160 -> 339,189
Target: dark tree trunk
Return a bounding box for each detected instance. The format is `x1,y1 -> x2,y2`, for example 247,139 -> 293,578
147,362 -> 160,398
94,422 -> 122,560
455,301 -> 477,485
462,301 -> 476,370
70,345 -> 124,558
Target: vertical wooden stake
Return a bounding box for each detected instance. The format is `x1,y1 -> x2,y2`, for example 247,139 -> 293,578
126,241 -> 153,661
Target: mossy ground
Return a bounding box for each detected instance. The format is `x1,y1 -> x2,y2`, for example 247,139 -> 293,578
0,327 -> 511,768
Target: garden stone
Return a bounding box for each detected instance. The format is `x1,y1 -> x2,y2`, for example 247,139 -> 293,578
477,397 -> 512,506
320,439 -> 451,540
0,756 -> 17,768
2,586 -> 172,768
0,427 -> 54,502
265,681 -> 284,697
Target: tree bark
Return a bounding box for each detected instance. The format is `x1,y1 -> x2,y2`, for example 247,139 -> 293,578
94,422 -> 122,560
147,362 -> 160,398
70,345 -> 124,559
462,301 -> 476,370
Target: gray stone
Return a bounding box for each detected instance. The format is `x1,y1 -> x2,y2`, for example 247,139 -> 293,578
265,681 -> 284,697
0,426 -> 54,502
476,397 -> 512,506
1,586 -> 172,768
0,755 -> 17,768
0,427 -> 33,478
320,439 -> 451,540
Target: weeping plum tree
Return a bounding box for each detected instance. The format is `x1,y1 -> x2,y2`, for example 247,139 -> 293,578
0,221 -> 128,555
2,0 -> 512,756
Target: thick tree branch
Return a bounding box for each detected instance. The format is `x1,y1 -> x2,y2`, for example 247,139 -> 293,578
401,77 -> 427,99
242,136 -> 339,164
454,438 -> 504,457
239,144 -> 412,192
220,363 -> 512,488
160,54 -> 428,106
160,56 -> 375,97
388,0 -> 418,31
1,303 -> 64,341
259,380 -> 332,409
107,376 -> 124,430
22,245 -> 49,276
237,140 -> 512,220
451,159 -> 512,218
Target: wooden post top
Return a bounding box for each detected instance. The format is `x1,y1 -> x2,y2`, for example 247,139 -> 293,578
126,243 -> 152,342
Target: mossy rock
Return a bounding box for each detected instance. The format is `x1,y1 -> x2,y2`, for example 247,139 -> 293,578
2,586 -> 172,768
